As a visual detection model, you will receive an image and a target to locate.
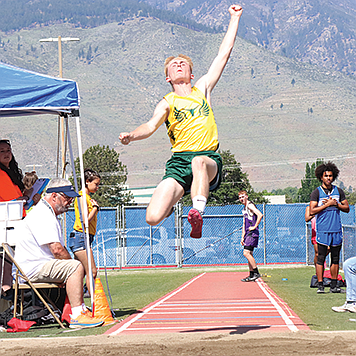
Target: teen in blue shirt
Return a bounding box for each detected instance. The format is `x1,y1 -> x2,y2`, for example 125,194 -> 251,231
310,162 -> 349,294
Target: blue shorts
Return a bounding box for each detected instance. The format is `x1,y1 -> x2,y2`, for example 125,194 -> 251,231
68,230 -> 95,253
316,231 -> 342,247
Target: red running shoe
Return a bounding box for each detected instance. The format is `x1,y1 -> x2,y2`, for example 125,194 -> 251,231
188,208 -> 203,239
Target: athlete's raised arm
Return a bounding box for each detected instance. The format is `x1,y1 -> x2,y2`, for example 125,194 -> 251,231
195,4 -> 243,104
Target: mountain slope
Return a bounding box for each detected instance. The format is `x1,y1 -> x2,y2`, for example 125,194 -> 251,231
1,18 -> 356,191
142,0 -> 356,76
0,0 -> 218,33
2,0 -> 355,77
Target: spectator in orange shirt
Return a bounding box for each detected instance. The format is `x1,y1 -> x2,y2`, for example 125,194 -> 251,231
0,139 -> 26,300
0,140 -> 40,214
0,139 -> 27,212
0,139 -> 40,300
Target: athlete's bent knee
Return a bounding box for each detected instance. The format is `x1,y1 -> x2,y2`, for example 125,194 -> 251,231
330,245 -> 341,265
191,156 -> 206,171
243,249 -> 252,257
317,244 -> 328,266
146,211 -> 161,226
92,268 -> 97,279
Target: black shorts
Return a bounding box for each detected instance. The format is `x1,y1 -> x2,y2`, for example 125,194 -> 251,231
244,245 -> 255,251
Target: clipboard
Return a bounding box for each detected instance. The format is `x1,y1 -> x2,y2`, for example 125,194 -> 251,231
24,178 -> 50,210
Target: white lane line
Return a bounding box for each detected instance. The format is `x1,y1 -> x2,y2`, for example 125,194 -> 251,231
154,306 -> 274,310
148,310 -> 278,314
256,279 -> 299,332
109,273 -> 206,335
162,299 -> 270,304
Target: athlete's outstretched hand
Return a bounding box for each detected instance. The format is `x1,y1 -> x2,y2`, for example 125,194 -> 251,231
119,132 -> 131,145
229,4 -> 243,18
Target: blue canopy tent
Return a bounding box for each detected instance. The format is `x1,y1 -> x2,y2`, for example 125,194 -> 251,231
0,62 -> 95,307
0,62 -> 79,117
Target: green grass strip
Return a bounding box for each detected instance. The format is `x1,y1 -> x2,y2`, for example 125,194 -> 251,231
259,266 -> 354,331
1,266 -> 355,338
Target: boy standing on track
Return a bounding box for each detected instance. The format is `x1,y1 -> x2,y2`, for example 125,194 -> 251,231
309,161 -> 349,294
239,190 -> 263,282
119,5 -> 243,239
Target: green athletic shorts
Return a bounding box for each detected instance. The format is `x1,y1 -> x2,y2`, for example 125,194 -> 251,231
162,151 -> 223,195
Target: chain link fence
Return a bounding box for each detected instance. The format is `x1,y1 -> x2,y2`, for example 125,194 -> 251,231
64,203 -> 355,269
64,207 -> 120,268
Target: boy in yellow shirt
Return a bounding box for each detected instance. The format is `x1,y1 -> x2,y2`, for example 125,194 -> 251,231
119,5 -> 243,238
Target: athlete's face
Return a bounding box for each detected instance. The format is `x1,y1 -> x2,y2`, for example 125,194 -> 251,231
321,171 -> 333,188
238,194 -> 248,205
166,58 -> 193,84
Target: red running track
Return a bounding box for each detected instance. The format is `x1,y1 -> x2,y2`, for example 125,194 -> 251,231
106,272 -> 309,335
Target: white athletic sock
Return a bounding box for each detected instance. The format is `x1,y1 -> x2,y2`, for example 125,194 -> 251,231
192,195 -> 207,214
71,305 -> 83,318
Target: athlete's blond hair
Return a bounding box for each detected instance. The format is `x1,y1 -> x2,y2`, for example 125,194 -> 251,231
164,54 -> 193,77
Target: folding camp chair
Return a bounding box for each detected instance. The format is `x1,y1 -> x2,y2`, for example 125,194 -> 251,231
1,243 -> 65,328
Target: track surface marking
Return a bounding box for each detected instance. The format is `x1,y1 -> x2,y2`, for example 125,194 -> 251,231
106,272 -> 309,335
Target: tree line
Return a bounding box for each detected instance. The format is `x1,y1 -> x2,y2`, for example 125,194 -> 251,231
73,145 -> 355,207
0,0 -> 220,33
72,145 -> 267,208
264,160 -> 355,205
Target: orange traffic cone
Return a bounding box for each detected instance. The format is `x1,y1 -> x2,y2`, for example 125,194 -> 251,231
93,278 -> 114,325
61,296 -> 72,325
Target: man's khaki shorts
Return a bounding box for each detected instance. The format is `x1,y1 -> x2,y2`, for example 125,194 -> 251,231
30,259 -> 81,284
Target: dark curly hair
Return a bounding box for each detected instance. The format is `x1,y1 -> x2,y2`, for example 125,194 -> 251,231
0,140 -> 25,192
315,161 -> 339,182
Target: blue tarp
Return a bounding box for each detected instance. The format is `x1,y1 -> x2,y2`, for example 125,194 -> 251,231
0,62 -> 80,117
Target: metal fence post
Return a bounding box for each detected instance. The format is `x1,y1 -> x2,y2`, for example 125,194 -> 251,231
342,225 -> 345,269
149,225 -> 153,265
176,202 -> 183,268
121,205 -> 126,268
116,206 -> 122,269
263,203 -> 266,265
305,221 -> 309,266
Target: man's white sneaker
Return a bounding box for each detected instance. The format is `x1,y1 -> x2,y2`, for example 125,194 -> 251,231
332,302 -> 356,313
348,303 -> 356,313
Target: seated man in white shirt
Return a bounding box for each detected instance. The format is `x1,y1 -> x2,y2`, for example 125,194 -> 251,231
14,178 -> 104,329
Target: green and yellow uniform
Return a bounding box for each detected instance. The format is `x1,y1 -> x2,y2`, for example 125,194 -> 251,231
162,87 -> 222,194
164,86 -> 219,152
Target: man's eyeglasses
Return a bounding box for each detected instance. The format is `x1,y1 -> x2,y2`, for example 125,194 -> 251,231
57,192 -> 74,203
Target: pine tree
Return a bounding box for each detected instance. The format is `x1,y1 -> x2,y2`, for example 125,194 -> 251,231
298,159 -> 325,202
86,44 -> 92,62
71,145 -> 133,207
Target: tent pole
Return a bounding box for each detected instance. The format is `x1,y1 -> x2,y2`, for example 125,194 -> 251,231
61,116 -> 68,178
66,118 -> 85,249
61,116 -> 68,245
56,117 -> 61,177
61,116 -> 66,177
75,116 -> 94,310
